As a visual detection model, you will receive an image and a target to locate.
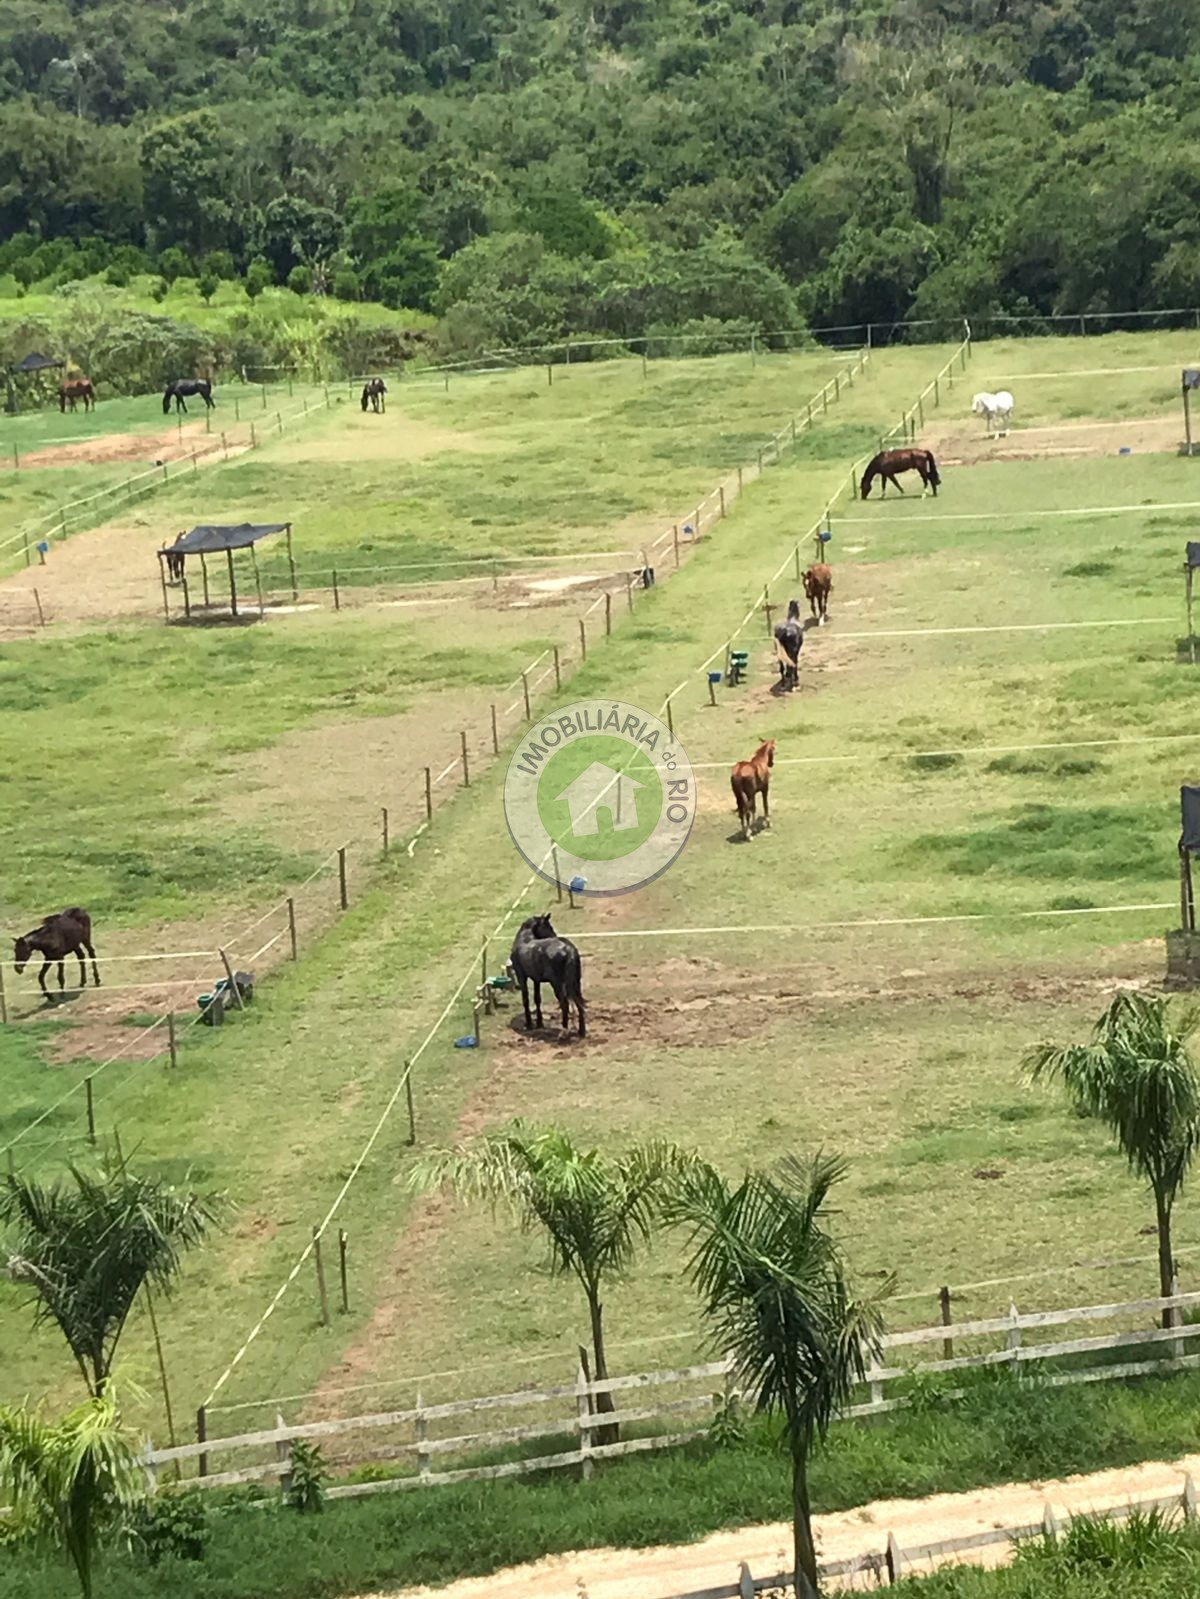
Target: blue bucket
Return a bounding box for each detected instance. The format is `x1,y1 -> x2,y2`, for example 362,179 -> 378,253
454,1034 -> 478,1049
1118,446 -> 1131,455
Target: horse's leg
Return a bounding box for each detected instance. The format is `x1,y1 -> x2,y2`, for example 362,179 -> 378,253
85,940 -> 100,986
76,946 -> 87,988
57,959 -> 66,990
37,960 -> 51,999
559,983 -> 569,1033
519,976 -> 534,1030
533,980 -> 544,1029
761,781 -> 770,830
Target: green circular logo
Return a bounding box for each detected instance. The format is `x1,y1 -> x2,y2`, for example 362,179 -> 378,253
504,700 -> 695,896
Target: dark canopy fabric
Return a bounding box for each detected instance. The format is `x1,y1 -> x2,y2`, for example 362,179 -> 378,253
1188,542 -> 1200,569
166,523 -> 289,556
1182,787 -> 1200,852
1185,369 -> 1200,391
10,351 -> 62,373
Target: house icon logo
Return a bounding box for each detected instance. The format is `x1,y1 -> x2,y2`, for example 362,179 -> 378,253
503,699 -> 695,896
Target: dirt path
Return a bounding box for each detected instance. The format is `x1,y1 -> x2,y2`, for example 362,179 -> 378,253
373,1452 -> 1200,1598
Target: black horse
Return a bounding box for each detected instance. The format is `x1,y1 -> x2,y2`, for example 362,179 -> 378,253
164,531 -> 187,582
509,914 -> 586,1038
163,378 -> 215,415
774,599 -> 804,690
14,908 -> 100,998
361,377 -> 387,414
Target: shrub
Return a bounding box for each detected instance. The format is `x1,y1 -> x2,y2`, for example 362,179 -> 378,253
157,247 -> 191,283
285,1440 -> 327,1513
149,277 -> 169,303
244,260 -> 272,301
286,264 -> 312,295
125,1491 -> 209,1565
197,273 -> 219,305
332,267 -> 361,302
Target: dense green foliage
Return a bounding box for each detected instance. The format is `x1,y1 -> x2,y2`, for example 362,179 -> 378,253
1,1367 -> 1199,1598
1,0 -> 1199,345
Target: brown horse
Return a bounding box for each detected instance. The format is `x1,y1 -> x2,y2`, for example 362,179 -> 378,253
803,563 -> 832,623
860,448 -> 940,499
164,531 -> 187,582
14,908 -> 100,998
730,739 -> 776,841
58,377 -> 95,413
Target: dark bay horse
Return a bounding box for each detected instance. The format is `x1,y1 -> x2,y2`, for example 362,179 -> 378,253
860,448 -> 940,499
774,600 -> 804,690
730,738 -> 776,841
804,563 -> 832,623
163,378 -> 215,415
361,378 -> 387,414
510,914 -> 586,1037
58,377 -> 95,413
14,908 -> 100,998
165,531 -> 187,582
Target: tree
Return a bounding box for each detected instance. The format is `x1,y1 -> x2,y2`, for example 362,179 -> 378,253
197,272 -> 219,305
287,264 -> 312,294
156,246 -> 190,284
412,1125 -> 689,1438
0,1391 -> 143,1599
0,1163 -> 220,1397
139,110 -> 236,260
1026,993 -> 1200,1325
244,259 -> 273,300
201,249 -> 235,281
332,266 -> 361,301
263,196 -> 342,282
667,1153 -> 886,1597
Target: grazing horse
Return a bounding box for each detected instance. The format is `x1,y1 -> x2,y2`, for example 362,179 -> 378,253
58,377 -> 95,414
860,448 -> 941,499
510,914 -> 586,1037
165,531 -> 187,582
971,390 -> 1015,437
360,377 -> 387,414
14,908 -> 100,998
730,738 -> 776,841
163,378 -> 215,415
774,600 -> 804,690
803,563 -> 832,623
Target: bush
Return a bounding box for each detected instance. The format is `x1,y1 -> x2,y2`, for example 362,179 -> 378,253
105,265 -> 131,288
197,273 -> 219,305
332,267 -> 361,302
157,247 -> 191,283
125,1491 -> 209,1565
286,264 -> 312,295
244,260 -> 272,301
201,250 -> 236,281
149,277 -> 169,303
285,1440 -> 327,1514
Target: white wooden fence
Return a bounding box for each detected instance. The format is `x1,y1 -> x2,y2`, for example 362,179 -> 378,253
146,1289 -> 1200,1495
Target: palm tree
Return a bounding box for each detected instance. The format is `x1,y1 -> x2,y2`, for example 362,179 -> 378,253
412,1124 -> 690,1439
0,1163 -> 221,1397
0,1389 -> 144,1599
667,1152 -> 887,1598
1025,991 -> 1200,1326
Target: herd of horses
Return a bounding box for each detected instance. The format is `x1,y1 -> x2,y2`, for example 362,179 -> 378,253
53,376 -> 216,414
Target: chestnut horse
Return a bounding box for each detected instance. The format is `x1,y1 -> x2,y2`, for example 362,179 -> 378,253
730,738 -> 776,841
860,448 -> 940,498
58,377 -> 95,413
803,563 -> 832,622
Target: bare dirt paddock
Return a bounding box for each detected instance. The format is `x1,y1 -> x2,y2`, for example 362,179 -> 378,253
6,421 -> 213,469
924,414 -> 1184,466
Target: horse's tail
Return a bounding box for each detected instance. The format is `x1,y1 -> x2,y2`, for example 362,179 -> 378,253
565,947 -> 585,1022
162,387 -> 172,414
925,451 -> 941,487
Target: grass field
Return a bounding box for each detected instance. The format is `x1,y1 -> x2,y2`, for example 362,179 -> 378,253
4,328 -> 1200,1477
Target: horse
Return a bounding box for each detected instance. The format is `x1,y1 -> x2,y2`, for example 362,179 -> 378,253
163,378 -> 215,415
14,908 -> 100,998
803,563 -> 832,623
730,739 -> 776,841
360,378 -> 387,414
164,531 -> 187,583
971,391 -> 1014,437
774,600 -> 804,690
860,448 -> 941,499
509,914 -> 586,1038
58,377 -> 95,413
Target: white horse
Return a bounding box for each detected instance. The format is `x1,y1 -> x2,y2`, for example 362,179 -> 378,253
972,391 -> 1014,437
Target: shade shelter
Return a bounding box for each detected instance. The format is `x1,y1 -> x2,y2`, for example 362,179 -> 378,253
157,522 -> 296,622
6,351 -> 64,413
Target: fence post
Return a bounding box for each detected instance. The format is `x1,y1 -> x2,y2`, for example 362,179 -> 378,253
1184,1473 -> 1198,1521
196,1407 -> 208,1479
737,464 -> 743,493
219,948 -> 245,1010
167,1012 -> 177,1069
521,670 -> 531,718
625,574 -> 634,613
424,767 -> 433,820
885,1532 -> 902,1585
579,618 -> 587,661
275,1412 -> 291,1501
719,484 -> 726,518
738,1563 -> 755,1599
940,1285 -> 954,1360
86,1076 -> 96,1144
338,1229 -> 349,1313
576,1357 -> 594,1482
416,1390 -> 430,1479
287,897 -> 297,961
381,807 -> 389,855
312,1227 -> 330,1327
460,731 -> 470,786
868,1357 -> 883,1408
552,846 -> 563,900
0,964 -> 7,1025
1171,1273 -> 1185,1359
1007,1301 -> 1021,1366
337,847 -> 348,910
250,421 -> 257,449
332,569 -> 340,611
1042,1502 -> 1059,1542
793,544 -> 801,581
491,704 -> 499,755
553,646 -> 561,689
673,526 -> 680,567
404,1062 -> 416,1144
666,697 -> 675,739
604,592 -> 612,637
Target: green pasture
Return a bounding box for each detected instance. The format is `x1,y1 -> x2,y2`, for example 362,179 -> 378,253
4,333 -> 1200,1453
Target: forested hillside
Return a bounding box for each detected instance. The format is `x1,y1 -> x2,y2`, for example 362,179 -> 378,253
1,0 -> 1200,347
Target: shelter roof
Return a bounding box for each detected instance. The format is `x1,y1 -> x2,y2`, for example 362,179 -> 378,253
10,351 -> 63,373
164,523 -> 290,556
1187,542 -> 1200,569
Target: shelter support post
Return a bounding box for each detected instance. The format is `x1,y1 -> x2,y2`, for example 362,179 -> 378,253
251,546 -> 265,618
200,553 -> 210,610
1188,564 -> 1196,665
1183,849 -> 1196,935
285,524 -> 298,600
226,548 -> 238,618
181,576 -> 191,621
157,554 -> 169,621
1186,386 -> 1194,456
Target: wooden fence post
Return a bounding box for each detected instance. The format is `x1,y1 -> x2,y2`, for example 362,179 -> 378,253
338,1229 -> 349,1313
1172,1273 -> 1185,1359
576,1357 -> 594,1482
719,484 -> 726,518
604,592 -> 612,636
552,846 -> 563,900
1007,1301 -> 1021,1365
424,767 -> 433,820
460,730 -> 470,786
275,1412 -> 291,1501
491,704 -> 499,754
219,948 -> 245,1010
416,1390 -> 430,1480
313,1227 -> 330,1327
337,848 -> 348,910
737,464 -> 744,493
196,1407 -> 208,1479
332,569 -> 340,611
287,897 -> 297,961
578,618 -> 587,661
521,670 -> 531,718
86,1076 -> 96,1144
625,574 -> 633,613
404,1062 -> 416,1144
167,1012 -> 177,1069
0,964 -> 7,1025
1042,1502 -> 1059,1542
885,1532 -> 903,1584
666,697 -> 674,739
940,1285 -> 953,1360
1184,1473 -> 1198,1521
381,807 -> 389,855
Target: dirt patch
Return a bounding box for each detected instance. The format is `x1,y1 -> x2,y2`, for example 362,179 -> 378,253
16,421 -> 210,470
922,414 -> 1183,467
374,1450 -> 1200,1598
